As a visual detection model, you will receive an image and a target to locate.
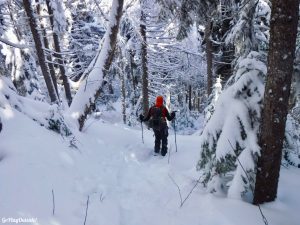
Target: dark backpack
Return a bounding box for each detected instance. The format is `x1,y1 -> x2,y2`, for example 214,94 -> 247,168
149,106 -> 164,130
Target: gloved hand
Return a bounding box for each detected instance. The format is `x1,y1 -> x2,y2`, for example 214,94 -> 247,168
139,114 -> 144,122
171,111 -> 176,119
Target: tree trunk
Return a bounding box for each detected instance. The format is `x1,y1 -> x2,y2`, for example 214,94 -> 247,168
205,21 -> 213,96
129,50 -> 137,92
188,84 -> 192,110
253,0 -> 300,205
216,2 -> 234,83
129,49 -> 138,106
45,0 -> 72,106
197,94 -> 200,112
121,68 -> 126,124
68,0 -> 124,131
36,1 -> 59,97
140,2 -> 149,116
23,0 -> 57,103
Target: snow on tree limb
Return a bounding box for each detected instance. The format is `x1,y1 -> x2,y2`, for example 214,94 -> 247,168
67,0 -> 124,131
0,37 -> 30,49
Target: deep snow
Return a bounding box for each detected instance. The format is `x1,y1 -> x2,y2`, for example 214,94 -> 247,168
0,109 -> 299,225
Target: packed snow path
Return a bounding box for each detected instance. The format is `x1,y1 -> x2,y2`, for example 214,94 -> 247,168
0,111 -> 299,225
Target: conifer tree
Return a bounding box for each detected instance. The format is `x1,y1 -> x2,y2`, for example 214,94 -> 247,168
197,0 -> 271,199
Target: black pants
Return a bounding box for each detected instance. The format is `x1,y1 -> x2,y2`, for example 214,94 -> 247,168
153,126 -> 168,156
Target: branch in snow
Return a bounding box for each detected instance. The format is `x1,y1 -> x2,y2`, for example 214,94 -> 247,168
180,175 -> 202,208
52,189 -> 55,216
169,173 -> 203,208
168,174 -> 183,206
83,195 -> 90,225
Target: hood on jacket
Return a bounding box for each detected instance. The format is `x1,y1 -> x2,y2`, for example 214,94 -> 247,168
155,96 -> 163,107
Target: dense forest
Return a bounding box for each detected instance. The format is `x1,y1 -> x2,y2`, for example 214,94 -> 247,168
0,0 -> 299,224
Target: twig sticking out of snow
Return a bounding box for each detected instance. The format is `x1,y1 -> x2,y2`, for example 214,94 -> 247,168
83,195 -> 90,225
168,174 -> 183,206
100,192 -> 105,202
168,173 -> 202,208
69,136 -> 79,149
52,189 -> 55,216
180,176 -> 202,207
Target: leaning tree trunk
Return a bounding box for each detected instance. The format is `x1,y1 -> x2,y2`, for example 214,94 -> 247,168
23,0 -> 57,103
45,0 -> 72,106
140,1 -> 149,116
253,0 -> 300,205
36,1 -> 59,97
205,21 -> 213,96
68,0 -> 124,131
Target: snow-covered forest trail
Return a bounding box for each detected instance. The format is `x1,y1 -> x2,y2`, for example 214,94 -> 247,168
0,111 -> 299,225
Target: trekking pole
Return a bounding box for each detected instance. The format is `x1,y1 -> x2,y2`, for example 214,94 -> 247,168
141,121 -> 144,144
174,117 -> 178,152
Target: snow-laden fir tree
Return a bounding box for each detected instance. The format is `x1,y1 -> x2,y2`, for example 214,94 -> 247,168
197,0 -> 271,200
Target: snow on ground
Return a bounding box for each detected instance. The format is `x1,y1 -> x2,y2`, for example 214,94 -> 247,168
0,109 -> 300,225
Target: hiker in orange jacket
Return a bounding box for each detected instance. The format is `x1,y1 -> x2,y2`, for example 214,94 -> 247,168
139,96 -> 175,156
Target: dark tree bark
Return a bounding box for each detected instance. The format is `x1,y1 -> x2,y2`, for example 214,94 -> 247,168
36,1 -> 59,97
140,1 -> 149,116
129,49 -> 138,106
188,84 -> 192,110
45,0 -> 72,105
197,91 -> 201,112
253,0 -> 300,204
215,2 -> 234,83
41,29 -> 59,97
205,21 -> 213,96
23,0 -> 57,102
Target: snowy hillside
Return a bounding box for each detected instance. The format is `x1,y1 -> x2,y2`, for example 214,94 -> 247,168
0,109 -> 299,225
